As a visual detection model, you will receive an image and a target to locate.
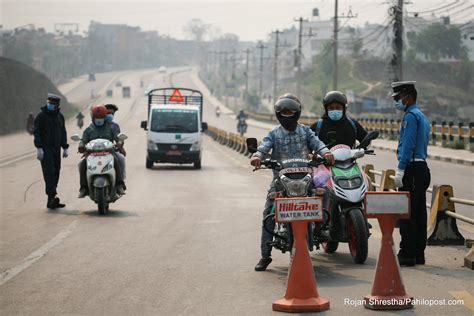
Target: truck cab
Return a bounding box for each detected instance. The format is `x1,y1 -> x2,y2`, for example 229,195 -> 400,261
141,88 -> 207,169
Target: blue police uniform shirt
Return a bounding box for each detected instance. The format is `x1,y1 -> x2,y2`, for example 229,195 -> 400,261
397,103 -> 430,170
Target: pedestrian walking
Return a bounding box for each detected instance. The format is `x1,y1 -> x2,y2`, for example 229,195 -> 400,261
33,93 -> 69,209
391,81 -> 431,266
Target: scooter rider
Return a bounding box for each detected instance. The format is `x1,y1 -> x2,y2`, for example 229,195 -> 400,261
236,109 -> 248,129
78,104 -> 126,198
311,91 -> 367,149
105,103 -> 126,181
250,93 -> 335,271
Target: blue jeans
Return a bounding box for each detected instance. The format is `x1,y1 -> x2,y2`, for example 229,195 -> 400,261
261,183 -> 276,258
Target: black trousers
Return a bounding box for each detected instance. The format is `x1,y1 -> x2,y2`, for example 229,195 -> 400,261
399,161 -> 431,258
40,147 -> 61,198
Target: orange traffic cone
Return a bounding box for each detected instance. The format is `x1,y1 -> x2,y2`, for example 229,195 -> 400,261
273,221 -> 330,313
364,216 -> 413,310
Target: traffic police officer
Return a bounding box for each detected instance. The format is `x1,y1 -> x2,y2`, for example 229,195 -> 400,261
391,81 -> 431,266
33,93 -> 69,209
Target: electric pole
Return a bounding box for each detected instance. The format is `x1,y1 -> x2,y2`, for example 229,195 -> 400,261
256,42 -> 267,102
294,17 -> 315,98
244,48 -> 251,98
272,30 -> 290,104
393,0 -> 404,81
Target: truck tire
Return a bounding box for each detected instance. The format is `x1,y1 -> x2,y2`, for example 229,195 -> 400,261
194,159 -> 201,169
146,157 -> 153,169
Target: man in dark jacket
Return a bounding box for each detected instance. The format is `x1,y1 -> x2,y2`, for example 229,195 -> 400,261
310,91 -> 367,149
33,94 -> 69,209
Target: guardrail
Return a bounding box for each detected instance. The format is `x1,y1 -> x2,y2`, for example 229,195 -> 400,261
205,125 -> 474,269
363,164 -> 474,269
246,111 -> 474,152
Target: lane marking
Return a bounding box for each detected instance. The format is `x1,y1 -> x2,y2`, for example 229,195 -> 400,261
0,220 -> 78,286
449,291 -> 474,311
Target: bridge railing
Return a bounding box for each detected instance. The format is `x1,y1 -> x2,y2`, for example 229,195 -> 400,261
206,125 -> 473,269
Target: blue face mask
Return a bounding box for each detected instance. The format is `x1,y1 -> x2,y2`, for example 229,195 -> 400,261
328,110 -> 343,121
94,118 -> 105,126
394,100 -> 405,111
46,103 -> 56,111
106,114 -> 114,122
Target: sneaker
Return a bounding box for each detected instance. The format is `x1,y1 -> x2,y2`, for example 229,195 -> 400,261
255,257 -> 272,271
397,254 -> 416,267
49,197 -> 65,209
78,187 -> 88,198
46,196 -> 54,209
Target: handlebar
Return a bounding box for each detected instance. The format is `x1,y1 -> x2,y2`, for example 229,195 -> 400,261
252,156 -> 326,172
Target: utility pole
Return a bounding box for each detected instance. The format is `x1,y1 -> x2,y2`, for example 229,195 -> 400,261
272,30 -> 290,104
393,0 -> 404,81
332,3 -> 357,90
244,48 -> 251,98
256,42 -> 267,102
294,17 -> 315,98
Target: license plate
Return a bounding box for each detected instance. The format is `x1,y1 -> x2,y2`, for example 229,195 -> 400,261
166,150 -> 182,156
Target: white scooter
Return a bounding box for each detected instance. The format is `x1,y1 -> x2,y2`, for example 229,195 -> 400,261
71,133 -> 127,215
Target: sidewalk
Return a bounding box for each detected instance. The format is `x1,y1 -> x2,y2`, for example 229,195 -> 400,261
192,70 -> 474,167
57,75 -> 88,95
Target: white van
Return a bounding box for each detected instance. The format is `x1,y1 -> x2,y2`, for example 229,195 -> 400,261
140,88 -> 207,169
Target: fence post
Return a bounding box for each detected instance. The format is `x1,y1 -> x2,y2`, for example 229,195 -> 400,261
448,121 -> 454,146
380,169 -> 396,191
470,122 -> 474,153
363,164 -> 376,191
390,119 -> 395,139
427,184 -> 465,246
396,119 -> 401,137
441,121 -> 447,147
431,120 -> 437,146
458,122 -> 464,149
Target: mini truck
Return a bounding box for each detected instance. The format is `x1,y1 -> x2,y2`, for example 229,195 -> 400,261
140,88 -> 208,169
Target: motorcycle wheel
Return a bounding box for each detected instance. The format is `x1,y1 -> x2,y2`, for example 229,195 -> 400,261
322,241 -> 339,253
96,187 -> 108,215
347,210 -> 368,264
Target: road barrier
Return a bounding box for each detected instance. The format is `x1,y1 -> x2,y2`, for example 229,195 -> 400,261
246,111 -> 474,151
363,164 -> 474,269
206,125 -> 474,269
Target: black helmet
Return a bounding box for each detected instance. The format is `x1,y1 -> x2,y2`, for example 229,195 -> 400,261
274,93 -> 302,131
322,91 -> 347,107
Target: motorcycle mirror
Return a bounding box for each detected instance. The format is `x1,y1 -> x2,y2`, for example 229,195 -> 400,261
358,130 -> 379,149
246,138 -> 258,154
117,133 -> 128,141
140,120 -> 147,130
70,134 -> 81,141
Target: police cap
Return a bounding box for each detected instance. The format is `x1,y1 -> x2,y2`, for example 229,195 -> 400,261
47,93 -> 61,105
391,81 -> 416,97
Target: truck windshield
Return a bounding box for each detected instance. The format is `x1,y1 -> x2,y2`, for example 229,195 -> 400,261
150,108 -> 199,133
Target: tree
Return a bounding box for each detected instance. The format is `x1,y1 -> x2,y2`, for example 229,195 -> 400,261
183,19 -> 211,42
408,23 -> 465,61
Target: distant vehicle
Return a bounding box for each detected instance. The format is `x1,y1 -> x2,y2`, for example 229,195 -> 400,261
106,89 -> 113,97
88,73 -> 96,81
115,80 -> 122,87
140,88 -> 207,169
158,66 -> 167,74
122,86 -> 131,98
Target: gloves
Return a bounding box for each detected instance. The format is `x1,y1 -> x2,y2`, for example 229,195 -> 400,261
62,148 -> 69,158
394,169 -> 405,188
36,148 -> 44,161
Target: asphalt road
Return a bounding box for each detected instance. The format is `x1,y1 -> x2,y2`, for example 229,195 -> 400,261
0,68 -> 473,315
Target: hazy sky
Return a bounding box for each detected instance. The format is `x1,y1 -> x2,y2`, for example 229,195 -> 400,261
2,0 -> 472,41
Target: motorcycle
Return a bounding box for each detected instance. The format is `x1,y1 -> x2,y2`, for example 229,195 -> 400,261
215,108 -> 221,118
314,131 -> 379,264
237,118 -> 248,136
77,118 -> 84,129
246,138 -> 328,254
71,133 -> 128,215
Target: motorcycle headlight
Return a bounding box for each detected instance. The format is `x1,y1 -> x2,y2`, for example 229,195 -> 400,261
101,161 -> 114,173
148,140 -> 158,150
281,174 -> 312,197
190,141 -> 200,151
336,176 -> 362,189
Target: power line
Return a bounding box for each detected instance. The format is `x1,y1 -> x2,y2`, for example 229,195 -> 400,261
409,0 -> 462,15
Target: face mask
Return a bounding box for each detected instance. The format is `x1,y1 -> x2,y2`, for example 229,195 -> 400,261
394,100 -> 405,111
94,118 -> 105,126
277,113 -> 298,131
328,110 -> 343,121
106,114 -> 114,122
46,103 -> 56,111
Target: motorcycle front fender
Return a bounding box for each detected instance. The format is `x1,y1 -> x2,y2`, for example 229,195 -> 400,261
93,176 -> 109,188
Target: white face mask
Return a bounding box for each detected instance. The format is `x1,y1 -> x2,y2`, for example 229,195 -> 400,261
394,95 -> 406,111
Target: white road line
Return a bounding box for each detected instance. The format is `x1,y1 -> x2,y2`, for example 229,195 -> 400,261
0,220 -> 78,286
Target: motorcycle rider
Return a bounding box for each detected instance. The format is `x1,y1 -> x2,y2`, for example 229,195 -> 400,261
76,112 -> 84,129
236,109 -> 248,133
33,94 -> 69,209
105,103 -> 126,181
250,93 -> 335,271
78,104 -> 126,198
310,91 -> 367,149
